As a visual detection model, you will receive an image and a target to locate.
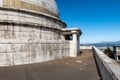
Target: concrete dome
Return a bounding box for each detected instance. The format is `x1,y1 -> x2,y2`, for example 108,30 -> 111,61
0,0 -> 81,66
0,0 -> 58,17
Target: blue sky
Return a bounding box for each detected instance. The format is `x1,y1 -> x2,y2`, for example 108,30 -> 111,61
56,0 -> 120,43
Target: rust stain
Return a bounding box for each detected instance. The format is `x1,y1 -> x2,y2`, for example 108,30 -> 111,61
2,0 -> 58,17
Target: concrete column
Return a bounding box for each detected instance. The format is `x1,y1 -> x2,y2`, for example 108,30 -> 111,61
70,31 -> 78,57
77,35 -> 80,55
117,55 -> 119,60
73,33 -> 78,57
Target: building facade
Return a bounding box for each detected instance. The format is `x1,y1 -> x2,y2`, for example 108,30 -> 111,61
113,45 -> 120,60
0,0 -> 82,66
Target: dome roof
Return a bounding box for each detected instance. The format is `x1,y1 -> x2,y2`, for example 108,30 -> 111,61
1,0 -> 59,17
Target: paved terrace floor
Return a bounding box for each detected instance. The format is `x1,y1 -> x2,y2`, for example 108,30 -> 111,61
0,50 -> 101,80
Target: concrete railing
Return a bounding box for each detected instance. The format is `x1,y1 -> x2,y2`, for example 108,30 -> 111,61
80,46 -> 92,49
93,46 -> 120,80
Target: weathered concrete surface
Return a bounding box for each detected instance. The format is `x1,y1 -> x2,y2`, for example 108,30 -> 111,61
93,46 -> 120,80
0,0 -> 82,66
0,49 -> 100,80
0,0 -> 58,17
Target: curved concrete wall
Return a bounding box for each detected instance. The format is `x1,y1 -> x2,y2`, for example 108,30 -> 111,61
0,5 -> 70,66
93,46 -> 120,80
0,23 -> 70,66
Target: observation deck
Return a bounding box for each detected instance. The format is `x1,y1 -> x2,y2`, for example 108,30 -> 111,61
0,47 -> 120,80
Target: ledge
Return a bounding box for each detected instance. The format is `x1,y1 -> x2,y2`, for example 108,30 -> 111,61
62,28 -> 82,36
0,20 -> 62,31
0,6 -> 66,28
93,46 -> 120,80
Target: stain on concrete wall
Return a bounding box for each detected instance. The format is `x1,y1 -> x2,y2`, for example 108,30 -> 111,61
0,23 -> 70,66
1,0 -> 58,17
0,0 -> 81,66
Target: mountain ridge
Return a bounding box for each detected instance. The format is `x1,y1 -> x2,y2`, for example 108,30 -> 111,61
81,40 -> 120,47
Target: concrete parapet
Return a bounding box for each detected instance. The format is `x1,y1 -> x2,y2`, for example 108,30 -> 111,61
93,46 -> 120,80
80,46 -> 92,50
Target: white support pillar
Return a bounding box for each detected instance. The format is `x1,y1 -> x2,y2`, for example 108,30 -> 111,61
70,31 -> 78,57
73,33 -> 77,57
77,35 -> 80,55
117,55 -> 119,60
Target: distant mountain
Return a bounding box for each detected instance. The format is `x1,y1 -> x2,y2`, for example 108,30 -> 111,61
81,41 -> 120,47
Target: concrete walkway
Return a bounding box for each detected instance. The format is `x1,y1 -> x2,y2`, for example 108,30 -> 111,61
0,50 -> 100,80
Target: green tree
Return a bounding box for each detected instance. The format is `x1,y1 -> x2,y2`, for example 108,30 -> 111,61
104,47 -> 114,58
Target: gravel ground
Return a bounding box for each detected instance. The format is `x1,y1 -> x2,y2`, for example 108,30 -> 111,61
0,49 -> 101,80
